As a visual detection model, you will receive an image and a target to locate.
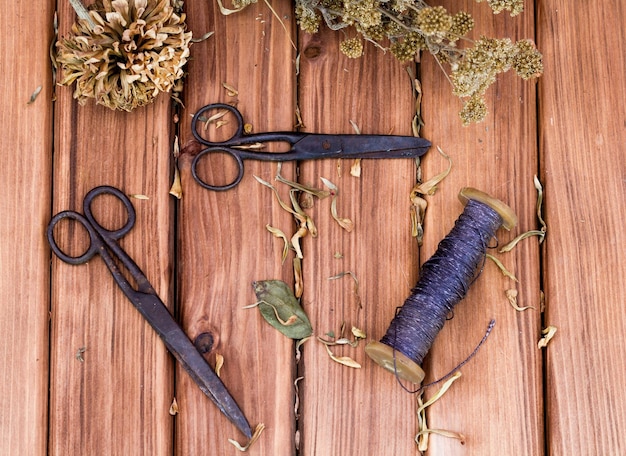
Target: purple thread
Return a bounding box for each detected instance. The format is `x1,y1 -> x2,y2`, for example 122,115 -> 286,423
380,199 -> 503,365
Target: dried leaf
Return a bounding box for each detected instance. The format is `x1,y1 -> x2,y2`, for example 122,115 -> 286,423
505,289 -> 535,311
350,158 -> 362,177
169,398 -> 179,416
129,194 -> 149,200
486,253 -> 518,282
252,280 -> 313,339
229,423 -> 265,452
538,325 -> 557,349
215,354 -> 224,377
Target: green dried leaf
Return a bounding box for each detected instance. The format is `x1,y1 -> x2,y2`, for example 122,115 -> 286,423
252,280 -> 313,339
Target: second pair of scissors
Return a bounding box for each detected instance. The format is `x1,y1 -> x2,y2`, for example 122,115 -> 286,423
191,103 -> 432,191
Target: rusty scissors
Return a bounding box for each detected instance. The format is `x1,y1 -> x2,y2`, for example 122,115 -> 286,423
191,103 -> 432,191
47,185 -> 252,438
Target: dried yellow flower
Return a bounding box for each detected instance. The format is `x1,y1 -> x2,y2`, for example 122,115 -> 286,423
56,0 -> 192,111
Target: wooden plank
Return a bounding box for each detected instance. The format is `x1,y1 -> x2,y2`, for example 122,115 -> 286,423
175,0 -> 297,453
48,4 -> 175,454
537,1 -> 626,453
418,1 -> 543,454
0,2 -> 54,455
297,27 -> 420,454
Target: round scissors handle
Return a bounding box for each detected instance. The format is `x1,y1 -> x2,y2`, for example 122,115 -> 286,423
191,147 -> 245,191
191,103 -> 244,146
47,186 -> 136,264
47,210 -> 101,265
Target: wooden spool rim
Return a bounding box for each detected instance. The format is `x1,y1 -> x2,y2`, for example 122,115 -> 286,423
365,341 -> 425,384
458,187 -> 518,230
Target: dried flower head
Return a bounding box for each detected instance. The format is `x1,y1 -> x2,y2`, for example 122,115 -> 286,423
56,0 -> 192,111
340,37 -> 364,58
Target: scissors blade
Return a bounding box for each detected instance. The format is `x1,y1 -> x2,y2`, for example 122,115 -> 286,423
294,134 -> 431,159
135,293 -> 253,438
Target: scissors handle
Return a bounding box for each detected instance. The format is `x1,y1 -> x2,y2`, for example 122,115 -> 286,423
47,186 -> 136,264
191,147 -> 245,191
192,103 -> 245,146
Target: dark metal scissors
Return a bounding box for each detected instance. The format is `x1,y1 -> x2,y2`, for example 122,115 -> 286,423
47,186 -> 252,439
191,103 -> 431,191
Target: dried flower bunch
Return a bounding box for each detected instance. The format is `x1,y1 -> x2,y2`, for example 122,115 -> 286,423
294,0 -> 542,124
56,0 -> 192,111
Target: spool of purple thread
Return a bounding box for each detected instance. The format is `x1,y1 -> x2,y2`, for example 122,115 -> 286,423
365,187 -> 517,384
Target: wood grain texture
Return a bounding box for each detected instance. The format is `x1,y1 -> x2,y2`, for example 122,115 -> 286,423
419,1 -> 543,454
0,2 -> 54,454
297,28 -> 420,454
176,0 -> 297,453
48,4 -> 175,454
538,1 -> 626,454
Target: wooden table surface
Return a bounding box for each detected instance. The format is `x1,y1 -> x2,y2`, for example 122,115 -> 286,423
2,0 -> 625,454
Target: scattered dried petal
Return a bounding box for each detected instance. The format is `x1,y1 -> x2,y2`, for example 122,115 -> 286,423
505,289 -> 535,311
169,164 -> 183,199
75,346 -> 86,362
321,343 -> 361,369
416,371 -> 462,451
328,271 -> 361,308
266,224 -> 290,263
214,354 -> 224,377
169,397 -> 179,415
538,325 -> 557,349
412,146 -> 452,195
486,253 -> 518,282
28,85 -> 43,105
229,423 -> 266,452
222,82 -> 239,97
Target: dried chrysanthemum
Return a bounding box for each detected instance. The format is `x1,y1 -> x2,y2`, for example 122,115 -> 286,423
56,0 -> 192,111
